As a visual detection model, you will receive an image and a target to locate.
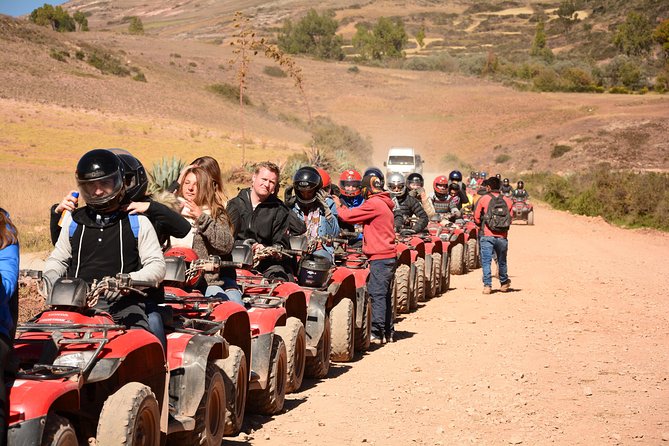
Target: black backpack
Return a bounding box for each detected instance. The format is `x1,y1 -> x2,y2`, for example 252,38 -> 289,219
484,194 -> 511,232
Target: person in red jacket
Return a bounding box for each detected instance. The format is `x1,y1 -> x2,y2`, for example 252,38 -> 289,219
474,176 -> 513,294
334,174 -> 397,344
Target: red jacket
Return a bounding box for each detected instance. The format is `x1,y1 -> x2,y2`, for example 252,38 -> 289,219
474,192 -> 513,238
337,192 -> 396,260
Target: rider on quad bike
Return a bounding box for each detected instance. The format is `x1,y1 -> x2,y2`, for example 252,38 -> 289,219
387,172 -> 428,235
513,180 -> 529,199
406,173 -> 435,218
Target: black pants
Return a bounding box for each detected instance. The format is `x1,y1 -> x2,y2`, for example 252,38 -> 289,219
0,333 -> 11,446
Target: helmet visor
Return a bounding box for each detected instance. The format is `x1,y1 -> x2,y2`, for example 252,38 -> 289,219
340,180 -> 362,196
78,171 -> 124,206
388,183 -> 404,192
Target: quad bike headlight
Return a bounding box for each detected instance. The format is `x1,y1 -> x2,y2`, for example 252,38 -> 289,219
53,351 -> 97,370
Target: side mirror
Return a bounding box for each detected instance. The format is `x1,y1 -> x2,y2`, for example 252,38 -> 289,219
289,235 -> 308,252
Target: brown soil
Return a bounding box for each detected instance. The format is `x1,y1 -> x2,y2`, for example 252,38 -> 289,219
235,202 -> 669,445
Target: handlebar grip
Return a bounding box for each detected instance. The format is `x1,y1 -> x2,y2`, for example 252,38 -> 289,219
20,269 -> 43,279
129,279 -> 160,288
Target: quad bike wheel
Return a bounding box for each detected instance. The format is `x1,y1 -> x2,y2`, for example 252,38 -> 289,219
305,316 -> 331,379
527,210 -> 534,225
42,413 -> 78,446
330,298 -> 355,362
394,264 -> 411,314
427,253 -> 442,298
247,335 -> 287,415
466,238 -> 478,271
97,382 -> 161,446
222,345 -> 248,436
354,292 -> 371,352
450,242 -> 466,275
413,258 -> 426,307
170,361 -> 226,446
275,317 -> 306,393
441,252 -> 451,293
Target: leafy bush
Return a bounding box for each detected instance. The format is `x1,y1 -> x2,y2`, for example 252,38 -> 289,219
49,49 -> 69,62
403,53 -> 458,72
551,144 -> 572,158
87,51 -> 130,76
495,154 -> 511,164
128,16 -> 144,35
263,66 -> 287,78
347,65 -> 360,73
613,12 -> 653,56
30,4 -> 75,32
132,72 -> 147,82
75,50 -> 85,60
352,17 -> 408,60
206,83 -> 252,105
310,116 -> 372,167
278,9 -> 344,60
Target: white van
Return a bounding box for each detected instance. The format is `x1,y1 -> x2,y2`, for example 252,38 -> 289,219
384,147 -> 423,178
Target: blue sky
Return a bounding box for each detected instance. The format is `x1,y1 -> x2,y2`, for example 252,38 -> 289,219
0,1 -> 66,17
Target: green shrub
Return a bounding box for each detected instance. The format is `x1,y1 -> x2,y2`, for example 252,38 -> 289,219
263,66 -> 287,78
133,72 -> 147,82
310,116 -> 372,167
551,144 -> 572,158
49,49 -> 69,62
128,16 -> 144,35
87,51 -> 130,76
30,4 -> 75,32
495,154 -> 511,164
206,83 -> 252,105
609,86 -> 630,94
347,65 -> 360,73
278,9 -> 344,60
75,50 -> 85,60
403,53 -> 458,72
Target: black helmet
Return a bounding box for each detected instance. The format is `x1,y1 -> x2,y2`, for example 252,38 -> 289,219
406,172 -> 424,188
293,166 -> 322,204
495,173 -> 501,179
517,180 -> 524,189
76,149 -> 125,212
108,148 -> 148,202
448,170 -> 463,182
363,167 -> 385,188
387,172 -> 406,197
503,178 -> 510,185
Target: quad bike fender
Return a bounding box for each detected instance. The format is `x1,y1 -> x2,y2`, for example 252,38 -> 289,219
304,290 -> 329,353
408,237 -> 426,257
425,253 -> 433,277
216,306 -> 252,374
409,250 -> 419,262
168,333 -> 228,418
327,269 -> 357,310
8,379 -> 80,427
247,307 -> 286,336
281,291 -> 308,327
8,416 -> 46,446
249,331 -> 275,390
396,246 -> 412,266
449,232 -> 465,246
355,287 -> 367,328
349,267 -> 369,289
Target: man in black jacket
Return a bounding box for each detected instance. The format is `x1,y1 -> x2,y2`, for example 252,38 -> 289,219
226,161 -> 306,281
387,173 -> 428,234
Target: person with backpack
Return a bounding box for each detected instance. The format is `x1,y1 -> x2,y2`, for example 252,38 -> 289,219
44,149 -> 166,329
474,176 -> 513,295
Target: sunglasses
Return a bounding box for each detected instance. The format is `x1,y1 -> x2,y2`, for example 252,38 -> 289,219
389,184 -> 404,191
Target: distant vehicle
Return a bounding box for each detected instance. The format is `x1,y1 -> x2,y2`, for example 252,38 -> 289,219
384,147 -> 424,178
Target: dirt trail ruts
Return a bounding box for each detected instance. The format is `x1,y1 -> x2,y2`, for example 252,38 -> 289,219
232,202 -> 669,445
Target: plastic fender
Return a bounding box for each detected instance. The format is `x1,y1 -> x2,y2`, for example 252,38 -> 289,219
304,290 -> 328,351
35,310 -> 114,325
168,333 -> 228,418
282,291 -> 307,326
354,287 -> 367,328
166,332 -> 193,370
425,253 -> 433,278
409,250 -> 418,262
349,267 -> 369,289
104,329 -> 164,361
423,241 -> 436,255
327,269 -> 357,310
8,379 -> 80,425
218,308 -> 252,374
408,237 -> 426,257
273,281 -> 303,297
7,415 -> 47,446
247,307 -> 286,336
396,243 -> 412,265
163,286 -> 192,297
209,300 -> 247,323
449,232 -> 465,246
249,332 -> 274,390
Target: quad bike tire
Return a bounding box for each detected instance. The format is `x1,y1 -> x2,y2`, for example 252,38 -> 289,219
247,335 -> 287,415
466,238 -> 478,271
413,257 -> 426,306
170,361 -> 226,446
527,210 -> 534,225
275,317 -> 306,393
394,264 -> 411,314
450,242 -> 466,275
305,315 -> 331,379
441,252 -> 451,293
42,413 -> 78,446
427,253 -> 442,298
330,299 -> 355,362
354,293 -> 371,352
222,345 -> 248,436
97,382 -> 161,446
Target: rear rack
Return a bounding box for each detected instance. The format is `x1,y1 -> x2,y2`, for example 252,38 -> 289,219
16,364 -> 81,380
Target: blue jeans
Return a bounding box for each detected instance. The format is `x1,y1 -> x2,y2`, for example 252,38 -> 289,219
480,236 -> 509,287
368,258 -> 396,339
205,275 -> 244,305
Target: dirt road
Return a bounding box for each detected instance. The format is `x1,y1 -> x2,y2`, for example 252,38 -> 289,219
233,202 -> 669,445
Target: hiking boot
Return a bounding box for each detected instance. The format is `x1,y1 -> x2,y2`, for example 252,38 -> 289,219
482,286 -> 492,295
385,332 -> 395,343
500,280 -> 511,292
370,334 -> 384,345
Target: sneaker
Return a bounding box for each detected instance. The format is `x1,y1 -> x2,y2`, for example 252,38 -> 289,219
500,280 -> 511,292
385,331 -> 395,343
370,334 -> 384,345
482,286 -> 492,295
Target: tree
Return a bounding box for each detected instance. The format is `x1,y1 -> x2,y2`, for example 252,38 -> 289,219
556,0 -> 579,35
29,4 -> 75,32
530,21 -> 554,62
653,19 -> 669,58
352,17 -> 408,60
73,11 -> 89,31
128,16 -> 144,35
277,9 -> 344,60
613,12 -> 653,56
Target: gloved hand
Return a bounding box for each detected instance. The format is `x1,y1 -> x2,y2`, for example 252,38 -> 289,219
400,228 -> 416,236
317,190 -> 334,221
99,277 -> 125,303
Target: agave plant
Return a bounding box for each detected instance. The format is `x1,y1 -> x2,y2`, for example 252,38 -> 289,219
147,156 -> 186,196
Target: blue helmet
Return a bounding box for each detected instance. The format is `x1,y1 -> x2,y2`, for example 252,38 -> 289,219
363,167 -> 385,188
449,170 -> 463,182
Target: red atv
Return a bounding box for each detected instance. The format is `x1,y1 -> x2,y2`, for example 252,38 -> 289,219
395,233 -> 426,313
428,218 -> 467,277
9,272 -> 229,446
512,197 -> 534,225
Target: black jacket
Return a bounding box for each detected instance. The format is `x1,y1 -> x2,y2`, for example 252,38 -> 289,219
393,193 -> 428,233
226,188 -> 305,247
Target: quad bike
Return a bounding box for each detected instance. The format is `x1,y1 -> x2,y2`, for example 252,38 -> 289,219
395,232 -> 426,313
459,216 -> 481,272
512,197 -> 534,225
9,272 -> 229,446
413,231 -> 447,300
427,216 -> 467,277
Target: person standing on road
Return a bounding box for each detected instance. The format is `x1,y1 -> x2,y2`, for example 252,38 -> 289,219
333,174 -> 396,344
474,176 -> 513,295
0,208 -> 19,446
